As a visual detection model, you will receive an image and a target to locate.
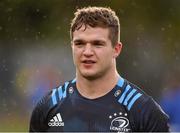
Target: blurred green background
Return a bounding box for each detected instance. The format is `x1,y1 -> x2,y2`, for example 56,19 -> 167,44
0,0 -> 180,131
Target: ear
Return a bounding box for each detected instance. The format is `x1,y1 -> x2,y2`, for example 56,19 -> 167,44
113,42 -> 122,58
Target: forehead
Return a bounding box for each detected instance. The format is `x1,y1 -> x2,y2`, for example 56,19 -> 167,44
72,25 -> 110,41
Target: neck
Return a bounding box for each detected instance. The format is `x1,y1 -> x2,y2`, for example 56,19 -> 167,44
76,69 -> 120,99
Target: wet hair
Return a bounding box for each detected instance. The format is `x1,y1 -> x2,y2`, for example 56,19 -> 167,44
70,6 -> 120,47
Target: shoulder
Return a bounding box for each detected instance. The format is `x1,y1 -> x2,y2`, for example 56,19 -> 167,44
30,79 -> 76,122
117,78 -> 150,111
50,79 -> 76,107
29,79 -> 76,131
119,78 -> 169,131
120,78 -> 167,115
124,79 -> 167,116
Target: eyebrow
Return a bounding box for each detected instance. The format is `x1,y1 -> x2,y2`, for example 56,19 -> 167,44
92,40 -> 105,44
73,39 -> 85,43
73,39 -> 106,44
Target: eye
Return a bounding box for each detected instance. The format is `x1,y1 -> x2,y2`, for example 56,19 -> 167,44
74,42 -> 85,47
93,41 -> 105,47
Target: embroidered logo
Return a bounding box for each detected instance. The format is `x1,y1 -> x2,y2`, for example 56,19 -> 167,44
114,89 -> 121,97
48,113 -> 64,127
109,112 -> 130,132
68,87 -> 74,94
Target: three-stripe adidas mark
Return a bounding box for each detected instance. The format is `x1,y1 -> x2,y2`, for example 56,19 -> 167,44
118,85 -> 142,111
48,113 -> 64,127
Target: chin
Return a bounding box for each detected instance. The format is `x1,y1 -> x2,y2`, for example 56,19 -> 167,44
81,72 -> 96,79
83,75 -> 97,80
81,72 -> 102,80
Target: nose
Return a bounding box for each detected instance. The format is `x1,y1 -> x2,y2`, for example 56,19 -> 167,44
83,43 -> 94,57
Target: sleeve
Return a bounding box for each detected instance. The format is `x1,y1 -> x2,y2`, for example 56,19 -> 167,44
138,97 -> 170,132
29,92 -> 51,132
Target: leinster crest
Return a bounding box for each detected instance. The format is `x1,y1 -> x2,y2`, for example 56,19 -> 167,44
109,112 -> 131,132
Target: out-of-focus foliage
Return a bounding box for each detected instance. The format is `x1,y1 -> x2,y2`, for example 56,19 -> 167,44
0,0 -> 179,44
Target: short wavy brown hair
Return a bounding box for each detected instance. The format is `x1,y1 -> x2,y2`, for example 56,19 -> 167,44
70,6 -> 120,47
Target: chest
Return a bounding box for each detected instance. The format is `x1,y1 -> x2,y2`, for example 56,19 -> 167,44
47,98 -> 133,132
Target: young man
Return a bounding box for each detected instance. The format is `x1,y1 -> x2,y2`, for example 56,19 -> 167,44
29,7 -> 169,132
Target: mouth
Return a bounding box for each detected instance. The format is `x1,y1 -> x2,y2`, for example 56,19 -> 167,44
81,60 -> 96,67
82,60 -> 96,64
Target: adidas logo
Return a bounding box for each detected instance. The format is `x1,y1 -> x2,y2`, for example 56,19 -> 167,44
48,113 -> 64,127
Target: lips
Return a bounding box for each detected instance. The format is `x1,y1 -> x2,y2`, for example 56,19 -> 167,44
82,60 -> 96,64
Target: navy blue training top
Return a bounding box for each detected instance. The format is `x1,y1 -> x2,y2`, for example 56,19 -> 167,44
29,77 -> 169,132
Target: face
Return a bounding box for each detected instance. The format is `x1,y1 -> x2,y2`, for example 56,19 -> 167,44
71,25 -> 122,80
